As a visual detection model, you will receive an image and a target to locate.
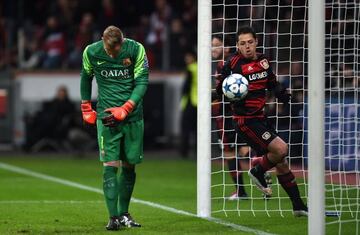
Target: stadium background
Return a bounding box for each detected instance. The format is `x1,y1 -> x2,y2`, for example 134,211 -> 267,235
0,0 -> 358,234
0,0 -> 197,153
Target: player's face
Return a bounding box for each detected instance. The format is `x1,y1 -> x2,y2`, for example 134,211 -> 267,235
237,33 -> 258,60
211,38 -> 223,59
104,42 -> 121,58
103,36 -> 123,58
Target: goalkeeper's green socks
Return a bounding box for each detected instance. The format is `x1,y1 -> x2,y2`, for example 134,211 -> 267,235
118,167 -> 136,215
103,166 -> 119,217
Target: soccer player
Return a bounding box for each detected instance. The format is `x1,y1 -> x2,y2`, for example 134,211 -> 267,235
80,25 -> 149,230
179,50 -> 197,158
212,35 -> 248,200
216,26 -> 308,216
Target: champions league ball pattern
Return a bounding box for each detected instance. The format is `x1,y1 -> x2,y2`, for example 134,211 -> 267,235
222,73 -> 249,100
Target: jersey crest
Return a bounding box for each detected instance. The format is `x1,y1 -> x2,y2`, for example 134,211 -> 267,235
260,59 -> 269,69
123,58 -> 132,66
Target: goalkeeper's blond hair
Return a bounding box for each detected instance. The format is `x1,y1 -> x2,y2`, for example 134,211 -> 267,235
103,25 -> 124,48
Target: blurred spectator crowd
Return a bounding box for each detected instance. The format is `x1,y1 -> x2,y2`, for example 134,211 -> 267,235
0,0 -> 197,71
212,0 -> 359,161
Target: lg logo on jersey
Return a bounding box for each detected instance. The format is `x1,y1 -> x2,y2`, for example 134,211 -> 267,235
100,69 -> 130,79
248,71 -> 268,81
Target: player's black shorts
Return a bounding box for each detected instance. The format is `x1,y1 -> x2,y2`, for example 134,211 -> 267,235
233,117 -> 278,155
213,101 -> 244,152
215,116 -> 237,151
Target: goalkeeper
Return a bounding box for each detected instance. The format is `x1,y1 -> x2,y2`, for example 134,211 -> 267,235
216,26 -> 308,217
80,26 -> 148,230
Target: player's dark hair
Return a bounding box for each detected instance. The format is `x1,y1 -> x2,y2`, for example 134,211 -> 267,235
236,26 -> 257,41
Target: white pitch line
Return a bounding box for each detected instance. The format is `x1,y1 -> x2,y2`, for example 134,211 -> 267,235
0,200 -> 103,204
0,162 -> 276,235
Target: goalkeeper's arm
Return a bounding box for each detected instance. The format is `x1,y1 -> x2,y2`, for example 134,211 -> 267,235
80,46 -> 96,124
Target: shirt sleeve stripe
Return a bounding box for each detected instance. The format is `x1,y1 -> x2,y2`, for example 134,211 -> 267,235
82,46 -> 93,75
134,43 -> 147,79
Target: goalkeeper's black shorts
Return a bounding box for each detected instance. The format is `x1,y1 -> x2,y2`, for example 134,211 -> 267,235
233,116 -> 278,155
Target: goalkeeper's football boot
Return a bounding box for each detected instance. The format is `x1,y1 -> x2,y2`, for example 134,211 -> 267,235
106,216 -> 121,231
263,172 -> 272,200
119,213 -> 141,227
293,203 -> 308,217
248,165 -> 272,196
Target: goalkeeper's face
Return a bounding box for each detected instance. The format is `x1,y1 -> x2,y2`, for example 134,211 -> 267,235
237,33 -> 258,60
103,35 -> 123,58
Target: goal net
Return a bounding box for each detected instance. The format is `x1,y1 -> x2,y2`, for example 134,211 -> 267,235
209,0 -> 359,233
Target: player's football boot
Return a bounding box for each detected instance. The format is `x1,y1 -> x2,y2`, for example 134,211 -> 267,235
251,157 -> 272,198
293,203 -> 308,217
119,213 -> 141,227
228,191 -> 248,201
263,172 -> 272,200
248,165 -> 272,196
106,216 -> 121,231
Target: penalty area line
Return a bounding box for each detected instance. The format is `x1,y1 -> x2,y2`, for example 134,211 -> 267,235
0,162 -> 276,235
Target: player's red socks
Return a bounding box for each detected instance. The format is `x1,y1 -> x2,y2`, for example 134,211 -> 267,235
227,158 -> 246,195
277,171 -> 302,205
277,171 -> 297,187
258,155 -> 276,171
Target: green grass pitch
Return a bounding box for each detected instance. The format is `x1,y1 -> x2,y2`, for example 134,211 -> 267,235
0,154 -> 357,234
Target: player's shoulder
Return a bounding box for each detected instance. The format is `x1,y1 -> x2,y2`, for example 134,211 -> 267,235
224,52 -> 242,65
227,52 -> 243,61
84,40 -> 103,56
123,38 -> 144,50
256,53 -> 270,62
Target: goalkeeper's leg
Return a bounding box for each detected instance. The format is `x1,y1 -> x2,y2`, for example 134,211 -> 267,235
103,161 -> 121,230
118,161 -> 141,227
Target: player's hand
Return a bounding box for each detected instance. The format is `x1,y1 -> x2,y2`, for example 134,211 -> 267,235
81,101 -> 97,125
101,114 -> 117,127
104,100 -> 135,122
277,93 -> 291,104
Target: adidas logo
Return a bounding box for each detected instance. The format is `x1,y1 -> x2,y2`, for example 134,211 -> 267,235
248,66 -> 253,71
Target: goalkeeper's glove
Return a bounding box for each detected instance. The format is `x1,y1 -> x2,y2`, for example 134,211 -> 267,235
102,100 -> 135,127
81,101 -> 97,125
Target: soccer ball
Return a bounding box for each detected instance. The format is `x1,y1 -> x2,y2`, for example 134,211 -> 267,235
222,73 -> 249,100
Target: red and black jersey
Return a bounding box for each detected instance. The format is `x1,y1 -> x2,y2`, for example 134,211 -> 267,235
216,52 -> 278,117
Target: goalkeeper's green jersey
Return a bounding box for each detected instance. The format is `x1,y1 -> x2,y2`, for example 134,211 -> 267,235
80,38 -> 149,122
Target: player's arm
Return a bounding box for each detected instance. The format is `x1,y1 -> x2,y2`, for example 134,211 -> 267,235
104,43 -> 149,124
266,64 -> 291,104
215,59 -> 232,98
80,45 -> 97,124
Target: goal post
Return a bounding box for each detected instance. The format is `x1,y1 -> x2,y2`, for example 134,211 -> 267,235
308,0 -> 325,234
197,0 -> 212,218
198,1 -> 359,234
